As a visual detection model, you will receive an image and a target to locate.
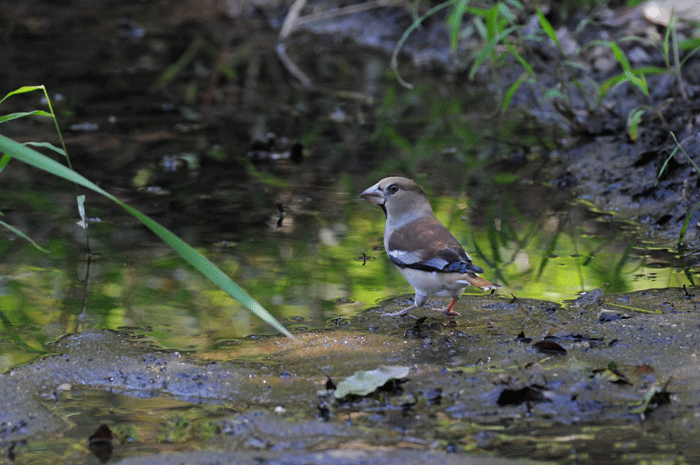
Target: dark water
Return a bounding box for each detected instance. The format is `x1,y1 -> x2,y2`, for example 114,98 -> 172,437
0,175 -> 691,370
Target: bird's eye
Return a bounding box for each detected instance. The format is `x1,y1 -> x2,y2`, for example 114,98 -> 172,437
388,184 -> 399,193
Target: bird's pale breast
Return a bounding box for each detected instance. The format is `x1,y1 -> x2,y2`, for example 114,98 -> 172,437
398,267 -> 470,297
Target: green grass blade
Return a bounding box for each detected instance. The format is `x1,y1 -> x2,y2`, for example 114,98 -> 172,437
118,202 -> 293,338
663,15 -> 672,67
0,133 -> 293,338
600,74 -> 624,94
447,0 -> 469,51
536,7 -> 561,54
670,131 -> 700,172
0,219 -> 49,252
679,202 -> 700,246
22,141 -> 66,156
623,70 -> 649,97
608,41 -> 632,72
0,110 -> 53,123
631,66 -> 671,75
0,153 -> 10,174
542,87 -> 566,101
468,25 -> 517,79
505,0 -> 524,10
391,0 -> 456,88
654,145 -> 679,186
627,107 -> 645,141
0,86 -> 47,104
502,73 -> 529,112
484,4 -> 498,42
150,36 -> 205,92
506,42 -> 534,75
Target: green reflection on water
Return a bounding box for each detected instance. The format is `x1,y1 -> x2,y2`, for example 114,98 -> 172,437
0,181 -> 692,370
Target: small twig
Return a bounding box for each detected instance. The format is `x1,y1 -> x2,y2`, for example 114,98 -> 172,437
276,42 -> 374,102
605,302 -> 661,314
275,42 -> 313,88
312,85 -> 374,104
279,0 -> 307,41
276,0 -> 381,103
669,15 -> 689,101
293,0 -> 405,28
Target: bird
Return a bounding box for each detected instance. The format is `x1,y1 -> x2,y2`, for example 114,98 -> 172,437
360,176 -> 500,317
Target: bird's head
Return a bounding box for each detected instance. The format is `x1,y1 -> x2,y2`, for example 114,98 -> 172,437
360,177 -> 433,220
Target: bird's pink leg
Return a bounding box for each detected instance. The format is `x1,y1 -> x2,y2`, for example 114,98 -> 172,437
433,299 -> 460,316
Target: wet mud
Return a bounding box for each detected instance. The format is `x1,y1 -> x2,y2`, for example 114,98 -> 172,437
2,287 -> 699,463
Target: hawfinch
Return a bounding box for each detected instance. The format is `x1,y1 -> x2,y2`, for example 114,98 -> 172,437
360,177 -> 500,317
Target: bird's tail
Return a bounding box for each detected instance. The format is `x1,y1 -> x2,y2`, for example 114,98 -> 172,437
460,274 -> 502,291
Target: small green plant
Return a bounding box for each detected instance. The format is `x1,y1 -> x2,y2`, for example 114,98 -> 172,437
393,2 -> 700,140
592,39 -> 665,140
393,1 -> 596,129
587,12 -> 700,140
656,132 -> 700,246
0,86 -> 293,338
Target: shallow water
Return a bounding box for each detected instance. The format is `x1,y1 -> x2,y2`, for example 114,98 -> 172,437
0,176 -> 693,370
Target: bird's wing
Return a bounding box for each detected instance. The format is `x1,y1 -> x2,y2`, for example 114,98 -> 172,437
387,216 -> 484,273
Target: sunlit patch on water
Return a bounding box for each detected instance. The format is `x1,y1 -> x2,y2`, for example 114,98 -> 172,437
0,181 -> 696,370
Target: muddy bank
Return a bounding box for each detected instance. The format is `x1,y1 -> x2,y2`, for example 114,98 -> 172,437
551,137 -> 700,249
2,287 -> 699,463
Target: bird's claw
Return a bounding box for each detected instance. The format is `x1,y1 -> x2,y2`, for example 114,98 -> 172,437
433,307 -> 461,317
433,299 -> 460,316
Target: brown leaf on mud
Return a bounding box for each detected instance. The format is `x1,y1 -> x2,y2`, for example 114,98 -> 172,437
497,386 -> 547,405
532,340 -> 567,355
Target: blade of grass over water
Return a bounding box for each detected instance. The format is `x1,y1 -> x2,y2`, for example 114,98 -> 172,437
679,202 -> 700,247
0,153 -> 9,173
391,0 -> 456,88
0,86 -> 49,103
0,110 -> 53,123
0,134 -> 294,338
0,218 -> 49,253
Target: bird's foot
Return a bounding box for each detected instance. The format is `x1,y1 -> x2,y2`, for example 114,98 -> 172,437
433,300 -> 460,316
433,307 -> 461,316
384,305 -> 416,317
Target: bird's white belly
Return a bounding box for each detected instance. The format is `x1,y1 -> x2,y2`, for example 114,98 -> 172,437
398,268 -> 469,297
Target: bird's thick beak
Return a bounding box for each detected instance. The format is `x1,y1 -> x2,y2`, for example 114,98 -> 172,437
360,184 -> 384,205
